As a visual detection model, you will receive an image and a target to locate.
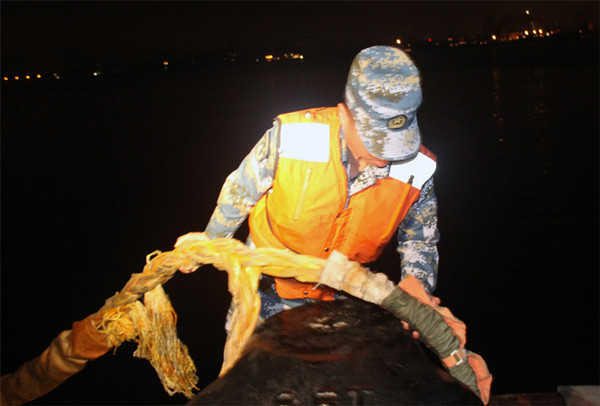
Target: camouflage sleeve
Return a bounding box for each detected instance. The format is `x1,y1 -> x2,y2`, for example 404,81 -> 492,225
205,125 -> 279,239
396,177 -> 440,294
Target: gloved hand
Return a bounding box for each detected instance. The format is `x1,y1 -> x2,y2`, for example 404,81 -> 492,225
174,232 -> 210,273
401,295 -> 441,339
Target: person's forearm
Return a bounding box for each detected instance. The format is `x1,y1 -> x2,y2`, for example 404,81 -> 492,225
397,179 -> 440,293
204,127 -> 279,239
205,204 -> 250,239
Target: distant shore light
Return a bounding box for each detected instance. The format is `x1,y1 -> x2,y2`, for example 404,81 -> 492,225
3,77 -> 8,81
492,35 -> 497,40
14,76 -> 19,80
36,74 -> 42,79
396,38 -> 402,45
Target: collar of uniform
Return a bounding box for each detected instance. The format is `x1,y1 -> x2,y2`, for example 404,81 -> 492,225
340,129 -> 390,196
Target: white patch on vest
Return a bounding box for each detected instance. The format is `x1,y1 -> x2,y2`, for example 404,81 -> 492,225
279,123 -> 330,162
389,152 -> 436,190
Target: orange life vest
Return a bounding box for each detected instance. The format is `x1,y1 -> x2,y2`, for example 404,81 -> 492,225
248,107 -> 436,300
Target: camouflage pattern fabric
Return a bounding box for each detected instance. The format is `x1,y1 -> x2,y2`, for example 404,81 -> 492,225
345,46 -> 423,162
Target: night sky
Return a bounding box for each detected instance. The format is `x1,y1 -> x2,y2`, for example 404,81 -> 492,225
2,1 -> 598,72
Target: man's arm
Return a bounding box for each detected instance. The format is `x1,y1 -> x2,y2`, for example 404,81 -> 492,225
396,177 -> 440,294
204,125 -> 279,239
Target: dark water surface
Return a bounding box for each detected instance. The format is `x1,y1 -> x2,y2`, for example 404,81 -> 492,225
2,40 -> 598,404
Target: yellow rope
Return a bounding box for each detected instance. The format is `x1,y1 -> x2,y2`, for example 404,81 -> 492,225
93,236 -> 328,398
89,236 -> 487,404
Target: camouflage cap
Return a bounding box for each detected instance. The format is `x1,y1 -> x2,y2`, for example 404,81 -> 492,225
344,46 -> 422,161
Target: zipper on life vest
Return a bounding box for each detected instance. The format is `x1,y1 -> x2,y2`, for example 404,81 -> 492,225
293,167 -> 312,221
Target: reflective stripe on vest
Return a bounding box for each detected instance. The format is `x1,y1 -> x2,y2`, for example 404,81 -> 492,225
248,107 -> 436,300
389,151 -> 437,190
279,122 -> 330,162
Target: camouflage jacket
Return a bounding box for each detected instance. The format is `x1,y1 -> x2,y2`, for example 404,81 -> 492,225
205,121 -> 440,293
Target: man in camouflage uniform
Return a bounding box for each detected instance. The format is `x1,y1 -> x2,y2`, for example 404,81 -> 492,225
176,46 -> 440,324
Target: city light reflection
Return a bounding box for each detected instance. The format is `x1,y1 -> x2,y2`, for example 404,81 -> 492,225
0,8 -> 595,86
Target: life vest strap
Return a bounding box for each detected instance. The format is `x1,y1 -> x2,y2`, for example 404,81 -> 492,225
442,348 -> 467,368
